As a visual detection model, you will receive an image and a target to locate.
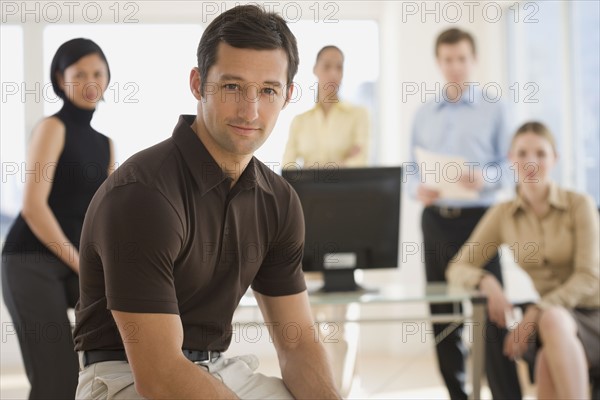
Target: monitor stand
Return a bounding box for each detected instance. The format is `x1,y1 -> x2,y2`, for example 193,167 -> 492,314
315,269 -> 377,293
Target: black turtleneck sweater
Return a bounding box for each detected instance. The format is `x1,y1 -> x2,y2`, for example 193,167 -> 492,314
3,99 -> 110,257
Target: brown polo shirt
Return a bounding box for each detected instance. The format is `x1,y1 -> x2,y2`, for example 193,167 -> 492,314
73,115 -> 307,352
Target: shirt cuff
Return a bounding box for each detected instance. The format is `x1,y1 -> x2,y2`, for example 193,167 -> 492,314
537,291 -> 565,310
446,264 -> 486,289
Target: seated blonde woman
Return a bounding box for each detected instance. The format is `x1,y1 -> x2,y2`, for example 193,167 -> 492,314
447,121 -> 599,399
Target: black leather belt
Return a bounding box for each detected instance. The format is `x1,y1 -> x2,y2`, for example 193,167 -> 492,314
81,349 -> 221,368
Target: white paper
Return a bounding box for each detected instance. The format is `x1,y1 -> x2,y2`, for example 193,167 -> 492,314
415,147 -> 479,200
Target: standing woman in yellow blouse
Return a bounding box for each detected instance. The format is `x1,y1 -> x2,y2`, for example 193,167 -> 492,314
447,121 -> 599,399
283,45 -> 371,168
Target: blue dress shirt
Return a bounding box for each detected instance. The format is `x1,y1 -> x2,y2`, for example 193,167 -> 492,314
407,92 -> 514,208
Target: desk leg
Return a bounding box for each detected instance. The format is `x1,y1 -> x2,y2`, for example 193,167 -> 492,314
470,297 -> 487,400
317,304 -> 359,397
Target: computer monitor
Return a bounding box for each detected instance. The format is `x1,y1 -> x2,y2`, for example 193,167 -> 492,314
282,166 -> 401,292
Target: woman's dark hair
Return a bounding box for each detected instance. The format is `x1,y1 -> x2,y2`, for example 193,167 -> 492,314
196,4 -> 299,99
315,45 -> 344,64
435,28 -> 477,57
50,38 -> 111,100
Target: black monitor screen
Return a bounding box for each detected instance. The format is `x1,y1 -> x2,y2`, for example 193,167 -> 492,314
282,167 -> 401,275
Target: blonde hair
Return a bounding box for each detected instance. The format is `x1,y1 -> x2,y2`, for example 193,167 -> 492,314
511,121 -> 557,154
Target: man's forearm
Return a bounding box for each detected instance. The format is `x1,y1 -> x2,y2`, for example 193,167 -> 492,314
140,357 -> 238,399
280,340 -> 341,399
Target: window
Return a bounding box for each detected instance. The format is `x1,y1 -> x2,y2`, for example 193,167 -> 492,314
44,24 -> 203,163
0,25 -> 25,239
44,21 -> 379,173
506,2 -> 566,183
507,1 -> 600,204
571,1 -> 600,204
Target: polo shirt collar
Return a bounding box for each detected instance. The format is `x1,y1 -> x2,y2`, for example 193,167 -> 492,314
238,156 -> 271,193
510,181 -> 568,214
172,114 -> 268,196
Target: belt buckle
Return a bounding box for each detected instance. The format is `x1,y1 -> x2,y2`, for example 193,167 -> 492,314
439,206 -> 461,218
193,351 -> 218,366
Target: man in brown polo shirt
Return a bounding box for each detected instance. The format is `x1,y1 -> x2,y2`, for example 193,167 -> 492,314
73,5 -> 339,399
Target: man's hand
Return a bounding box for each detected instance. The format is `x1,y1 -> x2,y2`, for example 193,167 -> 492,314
478,274 -> 513,328
458,168 -> 485,191
417,184 -> 440,206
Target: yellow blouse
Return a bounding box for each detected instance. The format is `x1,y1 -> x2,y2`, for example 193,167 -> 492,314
282,101 -> 370,168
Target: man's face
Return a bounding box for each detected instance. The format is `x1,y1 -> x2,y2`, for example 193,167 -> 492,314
197,42 -> 291,157
436,40 -> 475,85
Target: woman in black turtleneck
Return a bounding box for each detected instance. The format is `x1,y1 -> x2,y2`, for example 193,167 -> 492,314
1,38 -> 113,399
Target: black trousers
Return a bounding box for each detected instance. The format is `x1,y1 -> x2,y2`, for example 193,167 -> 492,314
422,206 -> 522,400
1,252 -> 79,399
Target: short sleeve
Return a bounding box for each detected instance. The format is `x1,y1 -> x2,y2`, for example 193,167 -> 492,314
251,187 -> 307,296
94,183 -> 184,313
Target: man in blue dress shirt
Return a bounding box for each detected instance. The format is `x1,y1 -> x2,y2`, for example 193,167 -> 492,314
409,28 -> 521,400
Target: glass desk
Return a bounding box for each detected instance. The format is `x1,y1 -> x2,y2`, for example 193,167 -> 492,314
236,281 -> 487,400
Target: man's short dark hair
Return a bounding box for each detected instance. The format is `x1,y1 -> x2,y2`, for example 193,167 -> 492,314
435,28 -> 477,57
196,4 -> 299,99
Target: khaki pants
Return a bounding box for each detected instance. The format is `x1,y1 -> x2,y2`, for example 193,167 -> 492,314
76,353 -> 294,399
